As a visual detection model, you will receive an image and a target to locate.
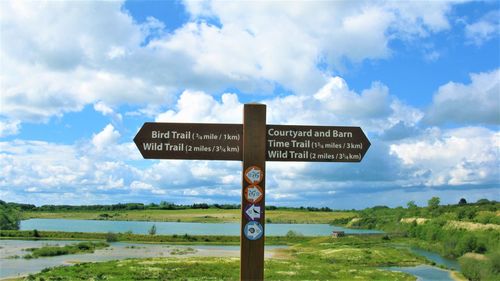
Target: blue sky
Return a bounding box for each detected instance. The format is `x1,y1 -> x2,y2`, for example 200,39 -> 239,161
1,0 -> 499,209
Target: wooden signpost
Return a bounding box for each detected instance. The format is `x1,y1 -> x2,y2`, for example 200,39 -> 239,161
134,104 -> 370,281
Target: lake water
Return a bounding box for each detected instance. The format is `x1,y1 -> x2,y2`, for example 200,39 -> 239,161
384,245 -> 461,281
386,265 -> 455,281
17,219 -> 461,281
409,247 -> 460,271
20,219 -> 383,236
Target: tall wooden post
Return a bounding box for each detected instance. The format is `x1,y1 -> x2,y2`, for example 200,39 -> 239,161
241,104 -> 266,281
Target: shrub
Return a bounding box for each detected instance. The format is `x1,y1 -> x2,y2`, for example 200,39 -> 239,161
286,230 -> 303,238
0,201 -> 20,230
459,257 -> 482,281
105,232 -> 118,242
148,224 -> 157,235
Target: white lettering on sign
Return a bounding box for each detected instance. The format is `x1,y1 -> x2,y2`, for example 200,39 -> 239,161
267,128 -> 354,139
152,131 -> 170,139
267,128 -> 313,139
265,126 -> 370,162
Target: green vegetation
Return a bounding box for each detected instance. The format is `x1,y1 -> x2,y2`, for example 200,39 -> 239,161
170,247 -> 197,255
459,252 -> 500,281
22,236 -> 423,281
11,201 -> 336,212
3,198 -> 498,280
0,230 -> 311,245
347,198 -> 499,281
148,224 -> 157,235
21,208 -> 355,224
0,200 -> 21,230
105,231 -> 118,242
24,241 -> 109,259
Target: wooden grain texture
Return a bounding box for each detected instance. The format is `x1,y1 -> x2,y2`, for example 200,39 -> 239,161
240,104 -> 266,281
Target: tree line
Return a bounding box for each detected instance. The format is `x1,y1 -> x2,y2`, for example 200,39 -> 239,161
6,201 -> 333,212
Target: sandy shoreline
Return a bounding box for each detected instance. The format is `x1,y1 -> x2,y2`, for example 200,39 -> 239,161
449,269 -> 467,281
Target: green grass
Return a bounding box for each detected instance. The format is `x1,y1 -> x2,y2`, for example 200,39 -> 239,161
0,230 -> 313,245
21,236 -> 425,281
24,241 -> 109,259
22,209 -> 356,224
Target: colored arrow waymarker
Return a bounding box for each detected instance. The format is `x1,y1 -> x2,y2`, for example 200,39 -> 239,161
245,185 -> 263,204
244,166 -> 263,184
245,204 -> 262,221
244,221 -> 264,240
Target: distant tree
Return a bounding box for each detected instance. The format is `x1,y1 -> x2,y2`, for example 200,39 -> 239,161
106,232 -> 118,242
407,201 -> 417,209
148,224 -> 157,235
159,201 -> 174,210
285,230 -> 303,238
459,257 -> 483,281
476,198 -> 490,205
192,203 -> 209,209
458,198 -> 467,205
428,197 -> 440,210
0,200 -> 20,230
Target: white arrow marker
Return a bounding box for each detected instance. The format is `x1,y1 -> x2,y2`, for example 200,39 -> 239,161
245,204 -> 261,220
247,186 -> 262,202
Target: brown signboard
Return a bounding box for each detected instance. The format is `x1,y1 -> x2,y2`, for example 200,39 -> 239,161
266,125 -> 370,162
134,123 -> 371,163
133,107 -> 371,281
133,122 -> 242,160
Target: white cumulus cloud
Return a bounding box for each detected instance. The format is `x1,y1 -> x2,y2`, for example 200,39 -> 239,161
390,127 -> 499,186
425,69 -> 500,125
155,76 -> 420,135
156,90 -> 242,123
1,0 -> 462,123
465,11 -> 500,46
0,120 -> 20,137
92,124 -> 121,151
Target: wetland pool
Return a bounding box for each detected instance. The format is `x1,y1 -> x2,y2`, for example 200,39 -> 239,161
0,239 -> 284,279
20,219 -> 383,236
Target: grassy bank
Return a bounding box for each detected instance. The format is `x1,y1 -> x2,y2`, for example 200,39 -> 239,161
21,209 -> 355,224
18,236 -> 428,281
23,241 -> 109,259
0,230 -> 313,245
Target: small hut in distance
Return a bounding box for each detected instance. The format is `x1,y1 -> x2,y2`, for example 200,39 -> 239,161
332,231 -> 345,238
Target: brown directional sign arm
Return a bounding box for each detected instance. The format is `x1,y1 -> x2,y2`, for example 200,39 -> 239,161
133,122 -> 243,160
134,123 -> 370,162
266,125 -> 370,162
